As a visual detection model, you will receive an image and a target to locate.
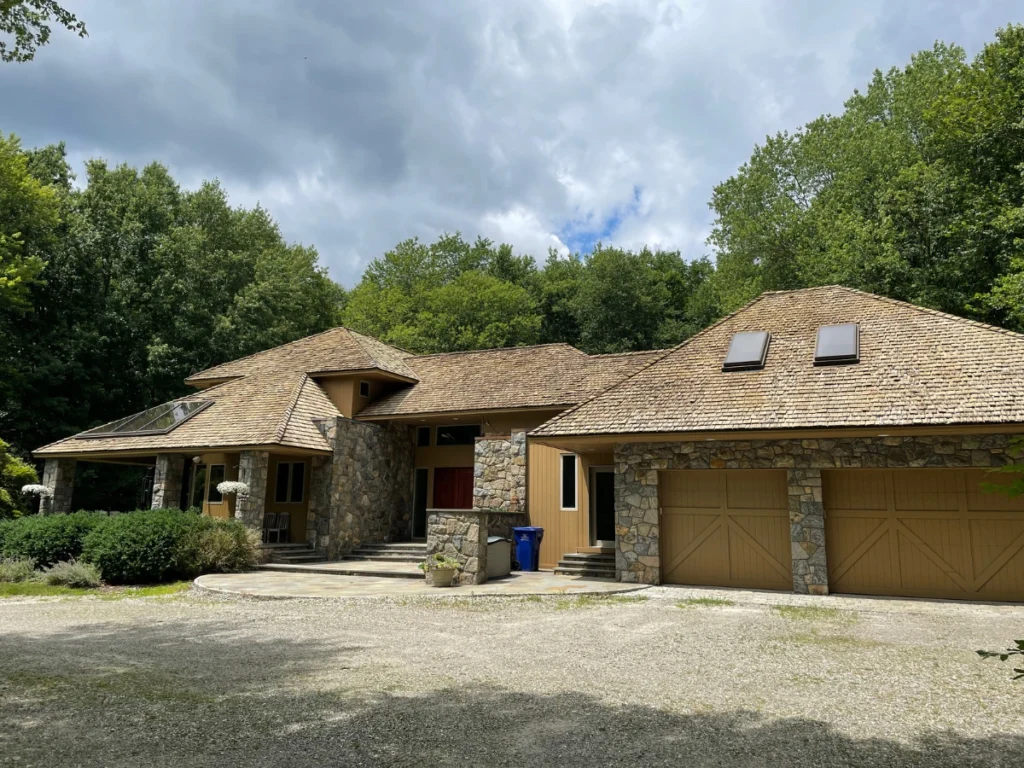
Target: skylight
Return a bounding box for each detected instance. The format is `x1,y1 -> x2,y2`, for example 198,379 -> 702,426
814,323 -> 859,366
76,400 -> 212,439
722,331 -> 770,371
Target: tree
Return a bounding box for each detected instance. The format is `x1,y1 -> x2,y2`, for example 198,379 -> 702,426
0,437 -> 37,518
0,0 -> 86,63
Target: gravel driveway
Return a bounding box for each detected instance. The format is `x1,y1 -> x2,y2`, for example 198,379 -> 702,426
2,587 -> 1022,767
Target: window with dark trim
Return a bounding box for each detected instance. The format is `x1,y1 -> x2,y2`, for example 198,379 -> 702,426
436,424 -> 481,446
560,454 -> 577,510
275,462 -> 305,503
417,426 -> 431,447
359,380 -> 371,398
207,464 -> 225,503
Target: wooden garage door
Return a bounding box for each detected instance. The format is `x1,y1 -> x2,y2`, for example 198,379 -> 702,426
659,470 -> 792,589
824,469 -> 1024,601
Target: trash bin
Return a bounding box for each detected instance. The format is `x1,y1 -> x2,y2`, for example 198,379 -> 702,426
486,536 -> 511,580
512,526 -> 544,572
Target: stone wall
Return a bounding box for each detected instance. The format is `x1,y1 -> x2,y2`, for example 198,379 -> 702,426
305,454 -> 332,550
40,458 -> 76,515
615,433 -> 1018,591
426,509 -> 488,584
151,454 -> 185,509
315,416 -> 415,559
235,450 -> 269,535
473,430 -> 528,546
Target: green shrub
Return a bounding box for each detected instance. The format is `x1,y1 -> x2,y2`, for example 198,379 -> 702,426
80,509 -> 257,584
39,559 -> 102,588
0,512 -> 104,567
0,556 -> 36,582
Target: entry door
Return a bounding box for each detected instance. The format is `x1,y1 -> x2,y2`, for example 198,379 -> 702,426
413,468 -> 429,539
591,468 -> 616,545
433,467 -> 473,509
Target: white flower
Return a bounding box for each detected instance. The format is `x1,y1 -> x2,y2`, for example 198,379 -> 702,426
21,484 -> 52,497
217,481 -> 250,496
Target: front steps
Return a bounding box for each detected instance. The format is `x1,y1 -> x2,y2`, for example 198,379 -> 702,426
343,542 -> 427,564
554,551 -> 616,579
256,541 -> 426,579
262,543 -> 327,565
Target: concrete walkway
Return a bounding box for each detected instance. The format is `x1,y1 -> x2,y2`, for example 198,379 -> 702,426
195,570 -> 644,599
256,560 -> 421,578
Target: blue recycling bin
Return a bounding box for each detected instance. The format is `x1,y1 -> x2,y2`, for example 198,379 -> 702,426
513,526 -> 544,571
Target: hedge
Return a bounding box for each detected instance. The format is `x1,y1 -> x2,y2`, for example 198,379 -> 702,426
0,512 -> 104,567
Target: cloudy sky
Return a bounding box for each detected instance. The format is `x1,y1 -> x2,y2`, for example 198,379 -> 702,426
1,1 -> 1019,285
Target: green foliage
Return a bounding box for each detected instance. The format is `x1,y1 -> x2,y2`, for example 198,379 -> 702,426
0,511 -> 102,566
418,553 -> 462,572
39,558 -> 101,588
0,1 -> 86,63
0,556 -> 35,582
0,437 -> 37,518
0,133 -> 53,312
978,640 -> 1024,681
80,509 -> 256,584
708,25 -> 1024,327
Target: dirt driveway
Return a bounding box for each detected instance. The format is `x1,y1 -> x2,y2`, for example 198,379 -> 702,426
1,586 -> 1022,767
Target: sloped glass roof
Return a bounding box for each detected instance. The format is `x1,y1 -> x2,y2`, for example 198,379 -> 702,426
76,400 -> 212,439
723,331 -> 770,371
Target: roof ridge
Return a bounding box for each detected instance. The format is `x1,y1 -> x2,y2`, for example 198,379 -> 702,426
186,326 -> 348,381
412,342 -> 584,360
273,373 -> 310,444
533,293 -> 773,435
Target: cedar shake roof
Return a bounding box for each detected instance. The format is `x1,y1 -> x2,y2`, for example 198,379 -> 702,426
356,345 -> 667,418
532,286 -> 1024,437
185,327 -> 418,384
35,371 -> 339,457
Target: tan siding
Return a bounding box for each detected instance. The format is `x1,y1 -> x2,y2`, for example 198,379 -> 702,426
195,452 -> 239,520
266,455 -> 311,543
528,443 -> 592,569
320,378 -> 357,418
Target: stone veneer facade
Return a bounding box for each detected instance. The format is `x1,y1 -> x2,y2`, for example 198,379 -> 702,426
615,433 -> 1018,591
235,450 -> 269,533
311,416 -> 415,559
151,454 -> 185,509
427,510 -> 489,584
40,458 -> 76,515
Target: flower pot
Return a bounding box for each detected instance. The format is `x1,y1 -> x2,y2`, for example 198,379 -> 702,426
429,568 -> 457,587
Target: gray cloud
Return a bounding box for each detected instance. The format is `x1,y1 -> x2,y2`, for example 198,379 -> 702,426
0,0 -> 1019,285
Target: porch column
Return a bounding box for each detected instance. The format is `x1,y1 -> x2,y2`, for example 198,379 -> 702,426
40,458 -> 76,515
306,454 -> 332,551
426,510 -> 488,585
788,468 -> 829,595
235,450 -> 269,535
151,454 -> 186,509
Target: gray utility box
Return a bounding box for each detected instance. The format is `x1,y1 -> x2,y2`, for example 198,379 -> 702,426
486,536 -> 511,580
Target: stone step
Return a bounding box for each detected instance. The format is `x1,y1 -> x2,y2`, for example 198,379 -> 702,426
272,553 -> 328,564
553,565 -> 618,579
256,563 -> 422,579
358,542 -> 426,552
560,553 -> 615,563
353,546 -> 427,556
345,553 -> 424,563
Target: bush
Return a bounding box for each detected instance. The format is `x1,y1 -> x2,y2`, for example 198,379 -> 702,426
39,559 -> 102,588
0,556 -> 36,582
81,509 -> 257,584
0,512 -> 104,567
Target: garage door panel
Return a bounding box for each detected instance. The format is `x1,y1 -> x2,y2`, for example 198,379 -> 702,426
966,470 -> 1024,511
825,469 -> 1024,601
823,469 -> 888,511
660,470 -> 791,590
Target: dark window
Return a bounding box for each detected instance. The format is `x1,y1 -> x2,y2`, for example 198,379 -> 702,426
413,468 -> 429,537
561,454 -> 577,509
359,380 -> 371,398
417,426 -> 431,447
815,323 -> 859,365
208,465 -> 225,503
723,331 -> 770,371
190,464 -> 207,509
436,424 -> 481,446
290,463 -> 305,503
275,462 -> 290,503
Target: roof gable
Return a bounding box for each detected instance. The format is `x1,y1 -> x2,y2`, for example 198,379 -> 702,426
533,286 -> 1024,437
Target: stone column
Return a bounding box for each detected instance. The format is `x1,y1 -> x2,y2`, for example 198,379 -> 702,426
306,454 -> 332,550
151,454 -> 186,509
473,430 -> 528,542
426,510 -> 488,585
40,458 -> 76,515
614,446 -> 661,584
788,468 -> 828,595
235,450 -> 269,536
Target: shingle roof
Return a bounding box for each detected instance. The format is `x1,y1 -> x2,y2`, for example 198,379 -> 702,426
36,371 -> 339,457
357,344 -> 667,418
533,286 -> 1024,437
185,327 -> 417,384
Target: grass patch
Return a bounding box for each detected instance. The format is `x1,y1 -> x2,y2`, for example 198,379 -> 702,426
786,630 -> 888,650
772,605 -> 852,622
554,594 -> 649,610
677,597 -> 734,608
0,580 -> 193,600
0,582 -> 89,597
95,582 -> 193,600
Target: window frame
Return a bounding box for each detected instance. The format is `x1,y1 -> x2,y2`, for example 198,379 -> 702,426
359,380 -> 371,398
274,461 -> 306,504
435,424 -> 482,446
560,453 -> 578,511
207,464 -> 225,504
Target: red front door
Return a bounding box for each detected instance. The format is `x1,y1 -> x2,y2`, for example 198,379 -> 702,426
433,467 -> 473,509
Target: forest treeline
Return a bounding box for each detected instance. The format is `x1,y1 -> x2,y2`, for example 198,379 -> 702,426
3,25 -> 1024,470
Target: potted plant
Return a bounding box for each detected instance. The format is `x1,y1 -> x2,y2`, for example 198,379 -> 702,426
418,553 -> 462,587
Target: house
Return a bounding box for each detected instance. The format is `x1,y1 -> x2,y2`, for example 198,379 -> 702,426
34,286 -> 1024,601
